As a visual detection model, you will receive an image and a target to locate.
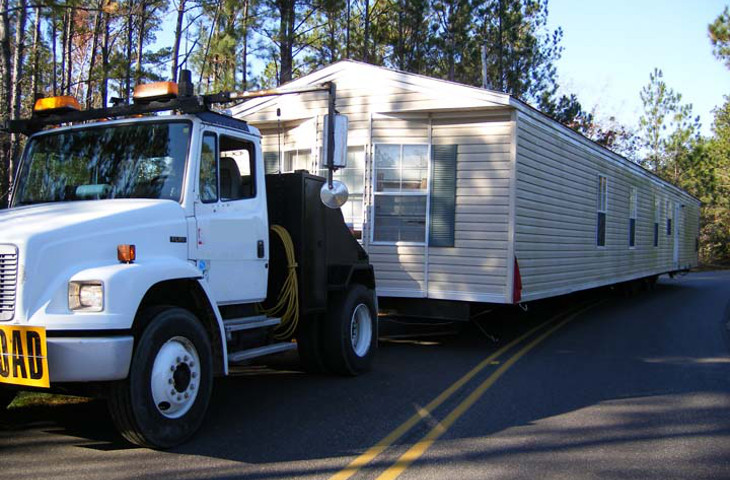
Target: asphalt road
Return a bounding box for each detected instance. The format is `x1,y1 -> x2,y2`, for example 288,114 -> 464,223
1,271 -> 730,480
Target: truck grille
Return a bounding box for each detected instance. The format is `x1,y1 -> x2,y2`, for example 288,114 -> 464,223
0,245 -> 18,321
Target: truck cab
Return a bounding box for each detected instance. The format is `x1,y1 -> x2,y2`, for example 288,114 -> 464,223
0,76 -> 376,448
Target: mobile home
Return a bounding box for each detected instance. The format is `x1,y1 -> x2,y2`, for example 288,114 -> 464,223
233,61 -> 699,315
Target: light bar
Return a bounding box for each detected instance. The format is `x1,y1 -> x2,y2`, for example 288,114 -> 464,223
133,81 -> 178,103
34,96 -> 81,113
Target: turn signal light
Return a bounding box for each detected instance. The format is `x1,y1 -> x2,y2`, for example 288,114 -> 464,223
117,244 -> 136,263
34,96 -> 81,113
133,81 -> 178,103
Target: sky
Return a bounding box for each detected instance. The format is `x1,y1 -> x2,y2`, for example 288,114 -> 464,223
545,0 -> 729,136
154,1 -> 729,136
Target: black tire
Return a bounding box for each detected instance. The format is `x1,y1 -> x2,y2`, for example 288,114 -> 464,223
108,307 -> 213,449
322,284 -> 377,376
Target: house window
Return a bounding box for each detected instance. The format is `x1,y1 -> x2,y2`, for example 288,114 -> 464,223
666,199 -> 672,235
653,196 -> 660,247
629,187 -> 637,248
284,149 -> 312,172
596,175 -> 608,247
319,146 -> 366,239
373,144 -> 429,243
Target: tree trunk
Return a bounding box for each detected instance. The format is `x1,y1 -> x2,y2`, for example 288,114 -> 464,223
60,9 -> 67,93
125,4 -> 133,100
135,2 -> 146,86
51,12 -> 57,95
397,1 -> 403,69
345,0 -> 350,59
9,0 -> 28,198
171,0 -> 186,81
86,2 -> 102,108
278,0 -> 295,85
31,6 -> 41,100
0,0 -> 12,198
65,6 -> 74,95
101,9 -> 110,107
362,0 -> 370,63
241,0 -> 249,90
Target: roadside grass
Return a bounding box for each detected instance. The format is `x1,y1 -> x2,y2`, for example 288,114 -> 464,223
9,392 -> 93,409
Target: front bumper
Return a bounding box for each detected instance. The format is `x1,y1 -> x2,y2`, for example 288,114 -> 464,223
48,336 -> 134,382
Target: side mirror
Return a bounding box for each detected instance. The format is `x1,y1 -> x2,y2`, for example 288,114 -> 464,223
322,114 -> 348,169
320,180 -> 349,209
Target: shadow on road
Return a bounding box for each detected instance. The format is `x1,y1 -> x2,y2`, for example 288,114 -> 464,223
1,272 -> 729,480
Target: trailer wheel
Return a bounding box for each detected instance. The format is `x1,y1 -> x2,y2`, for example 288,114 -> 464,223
323,284 -> 377,376
108,307 -> 213,449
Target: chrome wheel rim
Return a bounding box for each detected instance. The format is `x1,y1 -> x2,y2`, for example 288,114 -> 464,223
350,303 -> 373,357
150,336 -> 201,419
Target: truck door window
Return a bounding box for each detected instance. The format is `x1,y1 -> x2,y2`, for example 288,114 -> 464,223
199,132 -> 218,203
219,135 -> 256,201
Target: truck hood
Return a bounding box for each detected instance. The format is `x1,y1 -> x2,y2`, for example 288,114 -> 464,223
0,200 -> 184,242
0,199 -> 190,322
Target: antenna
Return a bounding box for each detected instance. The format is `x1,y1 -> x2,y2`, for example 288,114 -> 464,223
277,107 -> 282,174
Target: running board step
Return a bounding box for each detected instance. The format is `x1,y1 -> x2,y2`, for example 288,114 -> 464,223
228,342 -> 297,364
224,315 -> 281,340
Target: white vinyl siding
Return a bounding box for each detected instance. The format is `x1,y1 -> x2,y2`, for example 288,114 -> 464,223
427,113 -> 513,302
515,108 -> 700,302
236,61 -> 699,304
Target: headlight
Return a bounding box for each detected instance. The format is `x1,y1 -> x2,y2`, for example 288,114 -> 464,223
68,281 -> 104,312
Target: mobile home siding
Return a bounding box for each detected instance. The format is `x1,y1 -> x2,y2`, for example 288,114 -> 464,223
426,113 -> 513,302
236,61 -> 699,307
514,108 -> 699,301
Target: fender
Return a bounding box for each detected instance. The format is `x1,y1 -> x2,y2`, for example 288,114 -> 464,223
30,258 -> 206,332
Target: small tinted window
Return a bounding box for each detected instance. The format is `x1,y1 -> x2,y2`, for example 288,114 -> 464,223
199,133 -> 218,203
220,135 -> 256,201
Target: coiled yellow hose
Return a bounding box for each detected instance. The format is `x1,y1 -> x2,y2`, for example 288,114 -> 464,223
259,224 -> 299,340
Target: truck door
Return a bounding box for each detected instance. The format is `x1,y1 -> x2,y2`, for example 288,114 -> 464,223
193,129 -> 268,304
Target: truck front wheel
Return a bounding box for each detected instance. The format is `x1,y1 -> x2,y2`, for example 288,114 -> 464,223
108,307 -> 213,449
322,284 -> 377,375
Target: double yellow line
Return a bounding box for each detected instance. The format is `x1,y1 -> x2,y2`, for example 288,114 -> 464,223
331,301 -> 600,480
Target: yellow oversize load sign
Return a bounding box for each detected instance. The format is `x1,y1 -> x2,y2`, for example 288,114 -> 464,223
0,325 -> 49,388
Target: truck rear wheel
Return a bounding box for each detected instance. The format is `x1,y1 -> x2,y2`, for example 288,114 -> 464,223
322,284 -> 377,375
108,307 -> 213,449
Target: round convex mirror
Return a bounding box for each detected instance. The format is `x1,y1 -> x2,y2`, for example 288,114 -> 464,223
320,180 -> 349,209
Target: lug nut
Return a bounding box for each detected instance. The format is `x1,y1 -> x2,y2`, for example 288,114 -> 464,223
176,357 -> 181,363
191,372 -> 197,379
170,389 -> 176,396
184,356 -> 189,362
184,393 -> 189,399
168,378 -> 173,384
170,366 -> 175,372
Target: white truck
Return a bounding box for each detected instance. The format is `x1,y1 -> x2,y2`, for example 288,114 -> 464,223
0,71 -> 376,448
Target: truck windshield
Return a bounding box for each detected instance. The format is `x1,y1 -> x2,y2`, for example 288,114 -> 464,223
13,121 -> 191,206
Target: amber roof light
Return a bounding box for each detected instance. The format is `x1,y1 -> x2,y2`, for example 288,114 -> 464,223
34,96 -> 81,114
133,81 -> 178,103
